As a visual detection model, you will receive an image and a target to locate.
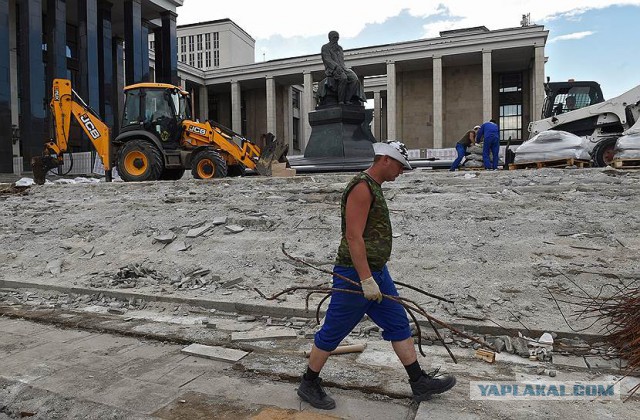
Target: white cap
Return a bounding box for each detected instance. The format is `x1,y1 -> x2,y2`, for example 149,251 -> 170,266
473,125 -> 481,130
373,140 -> 412,169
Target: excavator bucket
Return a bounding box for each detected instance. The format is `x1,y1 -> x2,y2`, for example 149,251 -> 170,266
255,133 -> 290,176
31,155 -> 58,185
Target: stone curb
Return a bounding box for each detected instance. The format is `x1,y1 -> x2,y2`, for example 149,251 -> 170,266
0,278 -> 606,342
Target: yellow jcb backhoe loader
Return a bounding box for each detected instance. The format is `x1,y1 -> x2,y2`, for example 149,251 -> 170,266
32,79 -> 287,184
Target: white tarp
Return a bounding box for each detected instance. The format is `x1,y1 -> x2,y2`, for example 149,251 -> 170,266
514,131 -> 591,163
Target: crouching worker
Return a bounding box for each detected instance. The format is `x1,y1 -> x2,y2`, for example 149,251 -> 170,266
297,141 -> 456,410
450,125 -> 479,171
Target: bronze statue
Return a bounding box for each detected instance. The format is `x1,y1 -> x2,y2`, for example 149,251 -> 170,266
319,31 -> 364,106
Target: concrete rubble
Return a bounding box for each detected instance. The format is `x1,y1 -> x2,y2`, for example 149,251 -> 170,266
1,168 -> 640,417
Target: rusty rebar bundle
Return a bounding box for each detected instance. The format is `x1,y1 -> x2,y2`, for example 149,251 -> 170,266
546,270 -> 640,401
254,244 -> 499,365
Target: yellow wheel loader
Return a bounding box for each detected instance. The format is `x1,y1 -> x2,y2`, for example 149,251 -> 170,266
32,79 -> 287,184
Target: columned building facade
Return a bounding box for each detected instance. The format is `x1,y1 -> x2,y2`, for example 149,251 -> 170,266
1,15 -> 547,174
0,0 -> 182,173
199,25 -> 548,155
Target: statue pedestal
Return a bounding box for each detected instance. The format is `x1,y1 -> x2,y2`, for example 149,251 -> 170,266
304,104 -> 375,159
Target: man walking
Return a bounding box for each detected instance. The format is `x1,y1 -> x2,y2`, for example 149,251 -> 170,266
476,119 -> 501,170
297,141 -> 456,410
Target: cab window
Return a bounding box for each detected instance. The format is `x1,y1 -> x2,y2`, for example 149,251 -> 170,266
122,90 -> 142,126
144,89 -> 174,122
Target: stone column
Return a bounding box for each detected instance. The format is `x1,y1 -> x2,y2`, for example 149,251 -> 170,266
9,0 -> 19,160
0,0 -> 11,172
112,37 -> 124,136
432,56 -> 443,148
77,0 -> 99,111
45,0 -> 67,91
373,91 -> 381,141
124,0 -> 142,85
140,21 -> 150,82
199,84 -> 209,121
283,86 -> 292,151
266,76 -> 276,135
386,61 -> 396,140
160,11 -> 178,86
302,70 -> 313,151
97,0 -> 114,127
482,50 -> 492,121
18,0 -> 46,170
533,46 -> 545,120
231,80 -> 242,134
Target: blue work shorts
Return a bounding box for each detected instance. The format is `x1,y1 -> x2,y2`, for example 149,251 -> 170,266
314,265 -> 412,352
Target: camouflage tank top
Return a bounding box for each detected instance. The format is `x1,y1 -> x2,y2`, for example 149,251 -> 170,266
335,172 -> 392,271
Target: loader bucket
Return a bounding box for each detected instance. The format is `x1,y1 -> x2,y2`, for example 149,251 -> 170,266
255,133 -> 290,176
31,155 -> 58,185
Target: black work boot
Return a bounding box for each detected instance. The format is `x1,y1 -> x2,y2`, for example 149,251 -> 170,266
409,369 -> 456,402
297,376 -> 336,410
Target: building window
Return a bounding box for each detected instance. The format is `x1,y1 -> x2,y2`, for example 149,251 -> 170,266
180,37 -> 186,53
292,89 -> 300,109
205,33 -> 211,50
205,51 -> 211,68
197,34 -> 202,51
498,73 -> 523,142
197,52 -> 203,68
213,50 -> 219,67
149,40 -> 154,51
189,53 -> 194,66
293,117 -> 300,150
181,54 -> 186,63
213,32 -> 219,49
188,35 -> 194,52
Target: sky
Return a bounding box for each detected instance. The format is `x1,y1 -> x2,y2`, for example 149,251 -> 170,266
176,1 -> 640,99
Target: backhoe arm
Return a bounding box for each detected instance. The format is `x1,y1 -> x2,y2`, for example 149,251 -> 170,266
33,78 -> 112,184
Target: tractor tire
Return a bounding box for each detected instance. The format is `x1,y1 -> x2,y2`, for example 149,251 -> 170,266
191,149 -> 227,179
160,167 -> 186,180
227,164 -> 246,177
117,139 -> 164,182
592,137 -> 618,167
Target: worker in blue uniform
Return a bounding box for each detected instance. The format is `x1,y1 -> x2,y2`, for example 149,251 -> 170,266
476,119 -> 501,170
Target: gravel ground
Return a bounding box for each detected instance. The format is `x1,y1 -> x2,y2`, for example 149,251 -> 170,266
2,167 -> 639,335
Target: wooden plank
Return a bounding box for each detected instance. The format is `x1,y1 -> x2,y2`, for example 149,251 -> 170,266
509,158 -> 590,170
612,159 -> 640,169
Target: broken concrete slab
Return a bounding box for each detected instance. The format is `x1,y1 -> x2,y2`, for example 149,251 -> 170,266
153,232 -> 176,244
225,225 -> 244,234
181,343 -> 248,363
511,337 -> 530,356
186,224 -> 212,238
212,216 -> 227,226
166,241 -> 189,252
552,354 -> 588,369
230,328 -> 297,342
584,357 -> 622,371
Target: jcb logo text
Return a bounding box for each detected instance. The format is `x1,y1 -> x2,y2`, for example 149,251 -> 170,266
80,114 -> 101,139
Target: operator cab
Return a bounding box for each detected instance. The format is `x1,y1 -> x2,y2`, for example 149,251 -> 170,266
121,83 -> 192,148
542,80 -> 605,119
